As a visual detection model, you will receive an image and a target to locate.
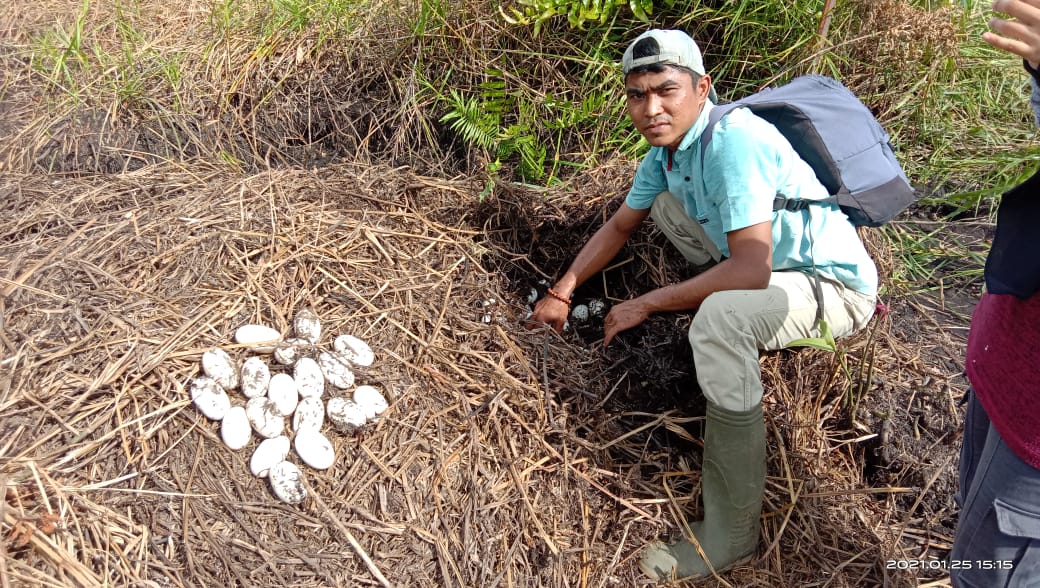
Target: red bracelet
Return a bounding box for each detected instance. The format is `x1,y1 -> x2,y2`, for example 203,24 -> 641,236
546,288 -> 571,305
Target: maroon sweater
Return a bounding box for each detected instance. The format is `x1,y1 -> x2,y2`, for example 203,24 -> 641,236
966,293 -> 1040,469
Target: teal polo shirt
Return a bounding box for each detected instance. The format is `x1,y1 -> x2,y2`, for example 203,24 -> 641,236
625,101 -> 878,296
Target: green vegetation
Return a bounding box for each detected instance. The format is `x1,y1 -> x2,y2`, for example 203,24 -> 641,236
6,0 -> 1036,207
881,221 -> 988,296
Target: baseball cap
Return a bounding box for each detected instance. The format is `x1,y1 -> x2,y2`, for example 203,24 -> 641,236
622,29 -> 718,102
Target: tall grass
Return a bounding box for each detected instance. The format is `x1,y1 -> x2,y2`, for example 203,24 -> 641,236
4,0 -> 1036,208
889,0 -> 1038,214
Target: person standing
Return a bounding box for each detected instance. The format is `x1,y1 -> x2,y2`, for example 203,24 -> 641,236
950,1 -> 1040,586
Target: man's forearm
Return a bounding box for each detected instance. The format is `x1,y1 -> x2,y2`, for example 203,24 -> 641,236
636,256 -> 772,313
553,218 -> 636,297
638,221 -> 773,313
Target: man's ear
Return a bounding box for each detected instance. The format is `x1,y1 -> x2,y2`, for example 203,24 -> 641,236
697,73 -> 712,98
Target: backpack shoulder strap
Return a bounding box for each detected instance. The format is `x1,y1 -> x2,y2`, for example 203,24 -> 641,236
698,103 -> 741,167
699,82 -> 852,215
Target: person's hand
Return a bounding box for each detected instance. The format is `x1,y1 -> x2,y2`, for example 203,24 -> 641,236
527,295 -> 570,333
603,299 -> 651,346
984,0 -> 1040,68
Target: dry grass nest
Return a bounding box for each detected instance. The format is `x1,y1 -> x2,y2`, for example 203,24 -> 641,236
1,160 -> 967,587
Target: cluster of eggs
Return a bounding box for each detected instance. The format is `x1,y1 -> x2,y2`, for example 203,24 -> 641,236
569,298 -> 606,323
188,310 -> 387,504
524,285 -> 607,327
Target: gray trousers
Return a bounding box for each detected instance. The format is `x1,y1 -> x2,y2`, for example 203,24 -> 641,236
951,390 -> 1040,586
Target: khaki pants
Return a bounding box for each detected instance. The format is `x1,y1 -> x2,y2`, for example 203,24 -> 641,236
650,192 -> 876,411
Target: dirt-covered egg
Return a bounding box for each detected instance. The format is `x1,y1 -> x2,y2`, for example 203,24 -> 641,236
250,435 -> 290,477
292,396 -> 325,432
292,309 -> 322,344
570,304 -> 589,322
234,324 -> 282,353
327,397 -> 367,434
240,356 -> 271,398
267,373 -> 299,417
202,348 -> 239,390
332,334 -> 374,367
294,357 -> 324,398
353,385 -> 388,420
220,406 -> 252,450
294,429 -> 335,470
587,299 -> 606,317
272,338 -> 309,365
190,376 -> 231,420
268,461 -> 307,504
246,397 -> 284,439
318,351 -> 355,389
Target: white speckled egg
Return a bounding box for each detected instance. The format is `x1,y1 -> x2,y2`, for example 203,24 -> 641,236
294,357 -> 325,398
292,309 -> 322,344
234,324 -> 282,353
220,406 -> 252,450
292,396 -> 325,432
267,373 -> 299,417
202,348 -> 239,390
268,461 -> 307,504
190,377 -> 231,420
250,435 -> 290,477
327,397 -> 367,434
272,338 -> 308,365
318,351 -> 355,389
332,334 -> 374,367
246,397 -> 284,439
239,356 -> 271,398
570,304 -> 589,322
353,385 -> 388,420
294,429 -> 335,470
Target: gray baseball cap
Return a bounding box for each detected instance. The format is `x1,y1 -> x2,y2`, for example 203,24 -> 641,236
622,29 -> 718,102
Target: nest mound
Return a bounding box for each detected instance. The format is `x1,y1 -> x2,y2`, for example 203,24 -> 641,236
2,161 -> 964,586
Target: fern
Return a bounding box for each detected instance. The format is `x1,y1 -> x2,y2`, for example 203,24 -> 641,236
439,88 -> 499,151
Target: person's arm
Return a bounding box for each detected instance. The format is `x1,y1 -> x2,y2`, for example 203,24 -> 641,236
529,203 -> 650,332
602,219 -> 773,346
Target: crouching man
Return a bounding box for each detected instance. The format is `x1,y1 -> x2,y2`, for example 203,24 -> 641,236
529,29 -> 878,581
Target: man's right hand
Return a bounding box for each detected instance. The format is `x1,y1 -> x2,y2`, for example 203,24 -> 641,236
524,203 -> 649,335
527,295 -> 570,333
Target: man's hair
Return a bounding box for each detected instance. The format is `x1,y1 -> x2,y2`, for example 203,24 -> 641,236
625,36 -> 702,85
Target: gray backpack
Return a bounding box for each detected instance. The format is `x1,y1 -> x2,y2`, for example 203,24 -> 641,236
700,74 -> 916,227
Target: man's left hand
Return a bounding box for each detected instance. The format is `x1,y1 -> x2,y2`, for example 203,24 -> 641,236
603,299 -> 651,346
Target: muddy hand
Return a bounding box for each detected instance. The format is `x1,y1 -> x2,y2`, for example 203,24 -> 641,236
527,296 -> 569,333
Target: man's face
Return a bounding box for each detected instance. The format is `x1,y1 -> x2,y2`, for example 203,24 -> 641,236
625,67 -> 711,152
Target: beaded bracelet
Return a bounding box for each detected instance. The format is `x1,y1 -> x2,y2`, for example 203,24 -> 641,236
546,287 -> 571,305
